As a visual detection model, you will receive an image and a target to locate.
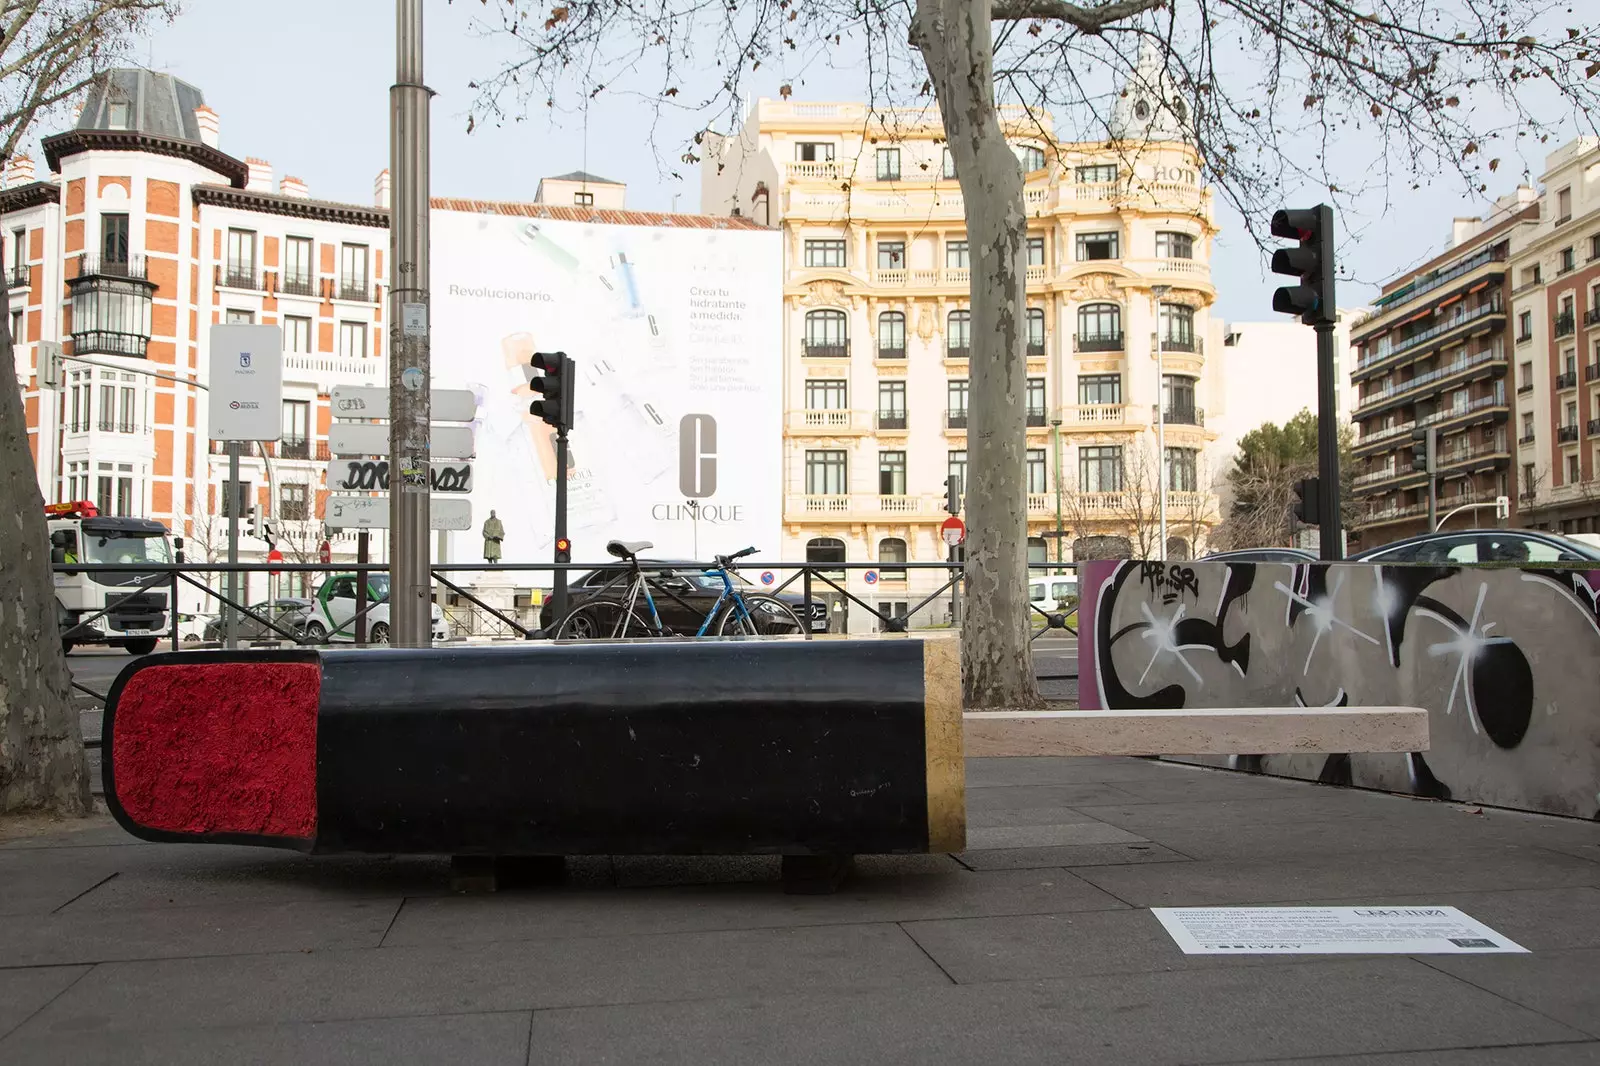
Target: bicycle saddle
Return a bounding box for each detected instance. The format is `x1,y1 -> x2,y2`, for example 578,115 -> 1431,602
606,539 -> 653,560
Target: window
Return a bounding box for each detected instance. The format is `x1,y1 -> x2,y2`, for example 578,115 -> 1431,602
947,449 -> 967,494
1027,308 -> 1045,353
101,213 -> 129,264
224,309 -> 254,325
876,147 -> 901,181
96,473 -> 113,515
1569,454 -> 1581,482
226,228 -> 255,283
1026,236 -> 1046,267
339,244 -> 369,299
878,453 -> 907,496
8,227 -> 24,279
574,191 -> 594,206
1026,377 -> 1046,424
1075,231 -> 1119,261
220,479 -> 253,518
9,309 -> 21,345
1163,374 -> 1197,420
1556,186 -> 1572,221
1079,445 -> 1123,492
804,450 -> 847,495
1166,447 -> 1199,492
1566,401 -> 1578,427
1560,247 -> 1576,273
115,467 -> 135,517
1160,302 -> 1195,348
878,381 -> 907,428
280,483 -> 310,521
803,309 -> 848,356
108,100 -> 131,129
947,309 -> 971,356
284,315 -> 312,354
804,379 -> 847,410
942,148 -> 957,179
1523,462 -> 1537,495
1076,163 -> 1118,184
282,236 -> 314,294
805,537 -> 846,577
97,382 -> 115,430
1077,302 -> 1122,347
1521,413 -> 1535,441
1079,373 -> 1122,405
804,239 -> 847,268
339,320 -> 367,359
945,240 -> 970,268
877,241 -> 905,269
795,142 -> 835,162
118,385 -> 137,432
1517,310 -> 1533,341
281,400 -> 310,458
1018,145 -> 1046,172
878,537 -> 908,578
1156,231 -> 1194,259
1026,448 -> 1048,494
877,311 -> 905,357
947,379 -> 969,426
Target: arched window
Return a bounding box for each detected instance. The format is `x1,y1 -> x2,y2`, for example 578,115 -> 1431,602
947,310 -> 971,357
1017,145 -> 1046,172
1159,302 -> 1196,352
878,537 -> 907,579
1165,536 -> 1192,561
804,309 -> 849,358
1026,308 -> 1046,354
807,536 -> 846,578
877,311 -> 906,359
1076,303 -> 1122,351
1027,536 -> 1048,568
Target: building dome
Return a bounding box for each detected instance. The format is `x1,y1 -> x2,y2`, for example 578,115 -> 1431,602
1108,40 -> 1189,144
75,69 -> 208,142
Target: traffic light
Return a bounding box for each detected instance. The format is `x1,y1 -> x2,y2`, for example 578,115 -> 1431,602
246,505 -> 262,539
1293,477 -> 1321,525
1411,427 -> 1436,473
1270,205 -> 1336,326
554,536 -> 571,565
945,475 -> 961,514
529,350 -> 575,432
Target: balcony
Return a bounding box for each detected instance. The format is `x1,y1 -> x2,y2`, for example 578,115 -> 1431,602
277,438 -> 311,460
221,263 -> 260,290
1368,245 -> 1505,313
1074,332 -> 1124,353
1353,466 -> 1408,489
69,257 -> 155,359
1354,297 -> 1505,377
876,411 -> 907,431
1057,404 -> 1132,427
1026,407 -> 1048,427
1518,381 -> 1535,394
1026,341 -> 1046,357
1557,370 -> 1579,391
1555,313 -> 1576,338
1155,333 -> 1199,354
279,274 -> 318,298
337,278 -> 371,302
946,409 -> 968,430
802,340 -> 850,359
1353,346 -> 1506,416
1362,500 -> 1430,526
95,419 -> 139,434
1589,363 -> 1600,383
876,346 -> 906,361
1519,433 -> 1536,446
1355,420 -> 1417,452
1590,419 -> 1600,436
8,264 -> 28,288
1587,309 -> 1600,329
1435,439 -> 1511,472
1160,405 -> 1204,427
1516,332 -> 1533,344
783,492 -> 943,520
1558,424 -> 1580,444
946,345 -> 970,360
786,409 -> 868,435
77,255 -> 146,280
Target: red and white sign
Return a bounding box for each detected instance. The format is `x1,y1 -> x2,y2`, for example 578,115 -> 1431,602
266,548 -> 284,576
941,515 -> 967,548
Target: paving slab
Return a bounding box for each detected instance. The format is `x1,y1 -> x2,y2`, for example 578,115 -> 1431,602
967,805 -> 1151,830
964,757 -> 1181,788
1138,811 -> 1600,861
964,782 -> 1152,810
13,922 -> 949,1037
954,841 -> 1191,872
521,958 -> 1584,1065
965,823 -> 1146,849
1227,1043 -> 1600,1065
0,965 -> 89,1041
1068,792 -> 1431,831
0,1009 -> 533,1066
1424,948 -> 1600,1039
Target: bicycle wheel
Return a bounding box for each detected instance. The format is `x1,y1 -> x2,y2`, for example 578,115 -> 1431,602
552,599 -> 651,640
717,594 -> 805,637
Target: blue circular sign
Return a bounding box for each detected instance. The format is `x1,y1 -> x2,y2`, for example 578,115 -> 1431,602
864,571 -> 879,585
760,571 -> 775,585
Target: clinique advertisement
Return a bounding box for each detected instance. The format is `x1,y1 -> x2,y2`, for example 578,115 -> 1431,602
429,211 -> 783,566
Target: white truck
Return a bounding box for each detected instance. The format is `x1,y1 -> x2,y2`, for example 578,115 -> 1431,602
47,500 -> 174,655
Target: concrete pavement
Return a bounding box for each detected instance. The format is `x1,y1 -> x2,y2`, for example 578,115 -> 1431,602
3,755 -> 1598,1064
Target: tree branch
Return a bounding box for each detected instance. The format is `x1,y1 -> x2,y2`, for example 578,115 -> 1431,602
990,0 -> 1163,32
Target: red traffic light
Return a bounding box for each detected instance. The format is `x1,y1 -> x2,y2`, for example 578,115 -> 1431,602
555,537 -> 571,553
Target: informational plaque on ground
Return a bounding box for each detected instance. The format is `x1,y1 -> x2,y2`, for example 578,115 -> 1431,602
1152,907 -> 1527,955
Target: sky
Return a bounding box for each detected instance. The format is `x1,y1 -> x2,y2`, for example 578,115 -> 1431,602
28,0 -> 1581,323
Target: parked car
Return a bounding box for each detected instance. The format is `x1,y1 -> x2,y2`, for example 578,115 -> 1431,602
178,611 -> 218,643
304,574 -> 450,644
1350,529 -> 1600,565
1027,575 -> 1078,613
1202,547 -> 1319,564
538,561 -> 829,634
203,599 -> 315,643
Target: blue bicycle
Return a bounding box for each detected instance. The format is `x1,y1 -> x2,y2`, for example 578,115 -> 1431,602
551,540 -> 805,639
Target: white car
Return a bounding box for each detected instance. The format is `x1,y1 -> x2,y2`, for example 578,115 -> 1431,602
1028,575 -> 1078,614
304,573 -> 449,644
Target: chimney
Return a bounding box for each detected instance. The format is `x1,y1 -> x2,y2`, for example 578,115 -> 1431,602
1449,217 -> 1478,249
374,169 -> 391,209
279,175 -> 309,199
245,157 -> 272,192
194,105 -> 220,148
4,154 -> 36,187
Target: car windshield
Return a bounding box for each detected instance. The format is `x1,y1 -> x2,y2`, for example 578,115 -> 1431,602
83,531 -> 172,565
684,569 -> 752,591
367,575 -> 391,599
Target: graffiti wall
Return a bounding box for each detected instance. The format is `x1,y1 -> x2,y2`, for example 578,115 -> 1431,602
1079,560 -> 1600,820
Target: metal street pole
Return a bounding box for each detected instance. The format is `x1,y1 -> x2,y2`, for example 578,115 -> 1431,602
389,0 -> 434,646
1050,417 -> 1064,574
1315,322 -> 1344,559
1152,285 -> 1171,559
225,441 -> 240,649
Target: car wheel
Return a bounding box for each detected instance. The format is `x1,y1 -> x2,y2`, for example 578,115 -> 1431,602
303,621 -> 327,644
61,639 -> 75,655
124,638 -> 158,656
369,622 -> 390,645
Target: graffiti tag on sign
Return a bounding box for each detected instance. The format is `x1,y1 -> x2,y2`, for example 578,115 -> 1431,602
327,460 -> 473,494
1139,561 -> 1199,605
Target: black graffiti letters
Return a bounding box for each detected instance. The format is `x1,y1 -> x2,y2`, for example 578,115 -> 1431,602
1139,561 -> 1200,605
333,461 -> 472,494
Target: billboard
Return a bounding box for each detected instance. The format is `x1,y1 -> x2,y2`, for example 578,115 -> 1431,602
429,211 -> 782,566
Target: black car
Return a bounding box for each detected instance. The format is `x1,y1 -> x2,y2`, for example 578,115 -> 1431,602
1349,529 -> 1600,565
203,598 -> 316,642
538,561 -> 829,635
1203,547 -> 1319,564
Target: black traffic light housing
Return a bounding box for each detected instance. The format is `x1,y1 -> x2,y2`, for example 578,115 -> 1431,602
529,351 -> 575,432
554,536 -> 571,565
1270,205 -> 1336,326
1293,477 -> 1321,525
1411,427 -> 1435,473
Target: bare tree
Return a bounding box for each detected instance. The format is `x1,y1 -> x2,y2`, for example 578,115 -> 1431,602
460,0 -> 1600,710
1,0 -> 178,815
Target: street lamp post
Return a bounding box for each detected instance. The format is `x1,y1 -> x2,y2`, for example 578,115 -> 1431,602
1050,417 -> 1064,573
1151,284 -> 1171,560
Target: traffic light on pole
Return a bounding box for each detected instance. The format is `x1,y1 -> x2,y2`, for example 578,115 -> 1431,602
528,350 -> 575,432
554,536 -> 571,565
1293,477 -> 1321,525
1270,205 -> 1336,326
1411,427 -> 1435,473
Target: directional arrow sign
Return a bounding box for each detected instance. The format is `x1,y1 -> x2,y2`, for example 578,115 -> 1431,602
325,495 -> 473,531
329,422 -> 475,459
325,459 -> 473,494
331,385 -> 477,423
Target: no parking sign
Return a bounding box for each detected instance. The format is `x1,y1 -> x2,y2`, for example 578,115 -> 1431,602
760,571 -> 775,586
864,571 -> 879,585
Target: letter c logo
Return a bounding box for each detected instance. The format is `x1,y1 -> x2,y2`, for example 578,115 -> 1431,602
679,413 -> 717,498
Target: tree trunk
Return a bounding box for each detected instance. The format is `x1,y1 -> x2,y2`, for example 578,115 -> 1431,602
914,0 -> 1043,711
0,276 -> 92,815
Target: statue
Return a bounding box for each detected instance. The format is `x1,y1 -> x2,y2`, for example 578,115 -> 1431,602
482,510 -> 505,564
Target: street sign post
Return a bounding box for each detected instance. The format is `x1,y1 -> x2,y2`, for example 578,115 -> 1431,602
331,385 -> 476,423
326,495 -> 472,531
325,459 -> 473,494
330,422 -> 475,460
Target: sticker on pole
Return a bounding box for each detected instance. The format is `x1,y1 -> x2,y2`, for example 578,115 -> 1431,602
941,514 -> 966,548
1151,907 -> 1528,955
760,571 -> 775,586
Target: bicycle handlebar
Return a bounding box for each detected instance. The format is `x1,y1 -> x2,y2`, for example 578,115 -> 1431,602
710,547 -> 759,569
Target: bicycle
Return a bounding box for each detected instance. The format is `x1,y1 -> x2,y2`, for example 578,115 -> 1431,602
551,540 -> 806,639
